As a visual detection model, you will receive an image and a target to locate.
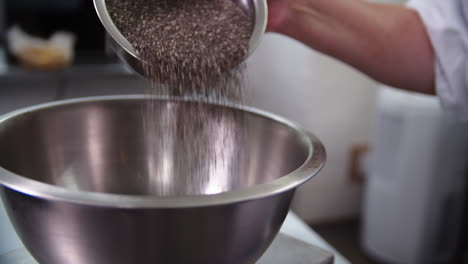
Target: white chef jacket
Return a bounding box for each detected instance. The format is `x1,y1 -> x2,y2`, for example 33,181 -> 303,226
407,0 -> 468,122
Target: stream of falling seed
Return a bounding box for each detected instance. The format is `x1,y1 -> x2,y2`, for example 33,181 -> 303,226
107,0 -> 253,196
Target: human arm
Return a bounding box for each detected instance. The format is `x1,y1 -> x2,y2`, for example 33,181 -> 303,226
267,0 -> 435,95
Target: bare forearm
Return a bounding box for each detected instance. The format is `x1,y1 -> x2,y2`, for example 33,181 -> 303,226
271,0 -> 435,94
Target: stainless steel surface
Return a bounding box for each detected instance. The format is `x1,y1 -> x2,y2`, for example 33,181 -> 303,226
93,0 -> 267,77
0,96 -> 325,264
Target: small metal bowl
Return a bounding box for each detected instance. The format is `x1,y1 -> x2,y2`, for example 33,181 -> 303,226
94,0 -> 267,76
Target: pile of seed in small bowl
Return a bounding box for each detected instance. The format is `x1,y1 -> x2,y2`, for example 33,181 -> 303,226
107,0 -> 253,100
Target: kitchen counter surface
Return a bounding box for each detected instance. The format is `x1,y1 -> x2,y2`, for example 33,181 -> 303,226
280,213 -> 350,264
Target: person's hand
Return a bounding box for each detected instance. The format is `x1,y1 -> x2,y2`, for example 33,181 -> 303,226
266,0 -> 291,32
263,0 -> 434,94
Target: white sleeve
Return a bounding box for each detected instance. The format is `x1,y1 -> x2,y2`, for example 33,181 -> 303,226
407,0 -> 468,122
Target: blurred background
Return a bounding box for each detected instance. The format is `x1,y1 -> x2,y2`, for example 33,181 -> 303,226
0,0 -> 466,263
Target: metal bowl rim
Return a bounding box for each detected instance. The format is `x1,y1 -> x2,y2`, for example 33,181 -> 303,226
0,95 -> 325,208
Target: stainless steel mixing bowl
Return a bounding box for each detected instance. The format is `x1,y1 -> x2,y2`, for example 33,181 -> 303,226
94,0 -> 267,77
0,96 -> 325,264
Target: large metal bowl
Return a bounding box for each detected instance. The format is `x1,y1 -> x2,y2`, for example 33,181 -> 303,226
0,96 -> 325,264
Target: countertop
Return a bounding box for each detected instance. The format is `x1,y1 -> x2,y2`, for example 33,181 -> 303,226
280,213 -> 350,264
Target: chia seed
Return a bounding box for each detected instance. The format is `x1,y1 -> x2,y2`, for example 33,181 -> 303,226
105,0 -> 253,196
107,0 -> 253,100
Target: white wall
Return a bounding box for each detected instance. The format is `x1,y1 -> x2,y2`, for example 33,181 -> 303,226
247,34 -> 379,223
